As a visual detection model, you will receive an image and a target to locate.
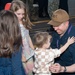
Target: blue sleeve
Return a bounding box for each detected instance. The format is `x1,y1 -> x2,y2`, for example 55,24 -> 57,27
12,46 -> 26,75
70,43 -> 75,63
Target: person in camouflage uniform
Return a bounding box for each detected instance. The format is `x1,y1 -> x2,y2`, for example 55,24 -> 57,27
48,0 -> 59,17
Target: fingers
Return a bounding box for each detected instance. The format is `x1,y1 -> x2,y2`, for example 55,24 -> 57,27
68,36 -> 75,44
49,63 -> 61,73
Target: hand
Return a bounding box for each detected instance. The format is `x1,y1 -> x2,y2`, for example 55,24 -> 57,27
67,36 -> 75,45
49,63 -> 61,73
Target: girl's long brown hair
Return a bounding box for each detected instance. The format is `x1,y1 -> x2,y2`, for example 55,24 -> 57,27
10,0 -> 33,30
0,10 -> 22,57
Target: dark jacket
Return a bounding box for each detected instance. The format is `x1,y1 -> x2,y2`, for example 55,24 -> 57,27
51,23 -> 75,75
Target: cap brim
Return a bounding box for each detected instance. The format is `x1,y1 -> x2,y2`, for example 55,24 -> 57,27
48,20 -> 62,27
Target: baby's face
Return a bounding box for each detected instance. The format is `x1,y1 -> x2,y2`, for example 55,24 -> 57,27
44,37 -> 51,49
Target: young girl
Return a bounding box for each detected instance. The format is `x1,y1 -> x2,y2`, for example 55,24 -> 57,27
10,1 -> 34,75
0,10 -> 25,75
33,32 -> 75,75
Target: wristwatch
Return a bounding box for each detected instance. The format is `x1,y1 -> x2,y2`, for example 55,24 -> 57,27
64,66 -> 67,72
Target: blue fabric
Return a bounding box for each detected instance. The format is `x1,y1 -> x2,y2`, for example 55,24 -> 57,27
51,23 -> 75,75
0,58 -> 12,75
0,46 -> 26,75
12,46 -> 26,75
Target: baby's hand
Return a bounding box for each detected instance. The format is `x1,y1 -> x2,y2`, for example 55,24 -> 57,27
67,36 -> 75,45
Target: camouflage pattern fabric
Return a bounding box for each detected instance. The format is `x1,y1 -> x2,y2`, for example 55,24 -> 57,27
48,0 -> 59,17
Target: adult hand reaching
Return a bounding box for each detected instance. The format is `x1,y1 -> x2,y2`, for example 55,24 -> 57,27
49,63 -> 61,73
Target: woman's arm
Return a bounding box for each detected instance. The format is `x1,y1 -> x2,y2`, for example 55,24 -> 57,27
22,54 -> 26,62
29,36 -> 34,50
